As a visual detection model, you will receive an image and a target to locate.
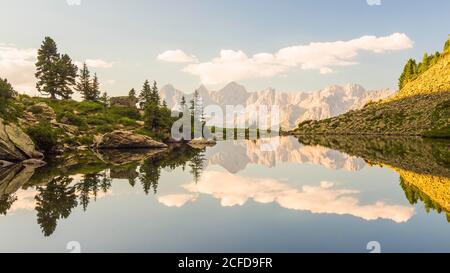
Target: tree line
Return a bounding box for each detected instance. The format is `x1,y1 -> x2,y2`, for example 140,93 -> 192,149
35,37 -> 109,102
398,36 -> 450,90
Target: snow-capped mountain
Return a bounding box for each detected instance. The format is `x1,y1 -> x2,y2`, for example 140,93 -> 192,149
159,82 -> 395,129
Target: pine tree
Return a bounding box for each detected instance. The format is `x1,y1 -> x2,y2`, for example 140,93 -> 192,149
189,151 -> 205,183
139,80 -> 152,109
54,54 -> 77,100
91,73 -> 101,101
418,53 -> 431,74
144,103 -> 160,130
399,58 -> 418,90
444,35 -> 450,52
189,98 -> 195,117
35,37 -> 59,99
35,37 -> 77,99
162,99 -> 168,108
99,92 -> 110,107
128,88 -> 136,99
150,80 -> 160,105
180,96 -> 186,108
75,62 -> 92,100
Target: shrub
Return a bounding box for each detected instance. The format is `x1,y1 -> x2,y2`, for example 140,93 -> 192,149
118,117 -> 137,126
26,122 -> 59,153
29,105 -> 44,115
0,78 -> 16,99
134,128 -> 167,141
78,134 -> 94,145
59,112 -> 87,128
0,98 -> 23,122
109,106 -> 141,120
0,78 -> 21,121
96,124 -> 114,134
77,101 -> 104,114
85,116 -> 108,126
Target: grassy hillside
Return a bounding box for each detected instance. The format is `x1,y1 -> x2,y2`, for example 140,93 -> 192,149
0,95 -> 153,153
293,44 -> 450,138
397,51 -> 450,99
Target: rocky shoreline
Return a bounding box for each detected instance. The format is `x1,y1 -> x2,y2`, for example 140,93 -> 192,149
0,118 -> 45,166
0,115 -> 217,168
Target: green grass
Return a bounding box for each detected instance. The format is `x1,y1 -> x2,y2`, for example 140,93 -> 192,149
118,117 -> 138,126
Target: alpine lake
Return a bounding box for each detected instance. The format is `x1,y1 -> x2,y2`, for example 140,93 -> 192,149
1,135 -> 449,253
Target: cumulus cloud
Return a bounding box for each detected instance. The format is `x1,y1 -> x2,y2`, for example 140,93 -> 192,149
0,45 -> 38,94
0,44 -> 114,94
367,0 -> 382,6
85,59 -> 114,68
158,194 -> 198,207
158,171 -> 414,223
75,59 -> 115,69
157,49 -> 198,63
165,33 -> 413,85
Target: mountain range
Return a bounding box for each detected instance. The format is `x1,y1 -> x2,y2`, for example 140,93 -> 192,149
159,82 -> 395,129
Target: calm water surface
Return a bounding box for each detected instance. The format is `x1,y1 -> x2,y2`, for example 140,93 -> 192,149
0,136 -> 449,252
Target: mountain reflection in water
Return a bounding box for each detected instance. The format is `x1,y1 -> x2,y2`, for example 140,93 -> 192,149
0,136 -> 449,238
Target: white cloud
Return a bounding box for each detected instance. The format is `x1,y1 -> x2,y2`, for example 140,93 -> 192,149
367,0 -> 382,6
157,49 -> 198,63
177,33 -> 413,85
76,59 -> 115,69
158,194 -> 198,207
158,171 -> 415,223
0,45 -> 38,94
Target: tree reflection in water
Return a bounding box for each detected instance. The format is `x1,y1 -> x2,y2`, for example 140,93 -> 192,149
0,144 -> 206,236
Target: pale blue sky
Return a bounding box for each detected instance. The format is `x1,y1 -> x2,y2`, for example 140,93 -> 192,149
1,0 -> 449,96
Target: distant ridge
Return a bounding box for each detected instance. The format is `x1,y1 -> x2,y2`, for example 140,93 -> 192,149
159,82 -> 394,129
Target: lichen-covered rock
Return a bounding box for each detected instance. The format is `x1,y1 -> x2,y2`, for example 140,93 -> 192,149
188,138 -> 217,149
110,96 -> 139,108
96,148 -> 166,165
0,165 -> 36,196
188,138 -> 217,145
0,118 -> 44,163
50,120 -> 79,134
0,160 -> 14,168
0,119 -> 27,162
95,130 -> 168,149
5,122 -> 37,158
28,102 -> 56,121
22,158 -> 47,167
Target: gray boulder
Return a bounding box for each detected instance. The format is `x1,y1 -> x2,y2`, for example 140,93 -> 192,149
0,118 -> 44,163
95,130 -> 168,149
